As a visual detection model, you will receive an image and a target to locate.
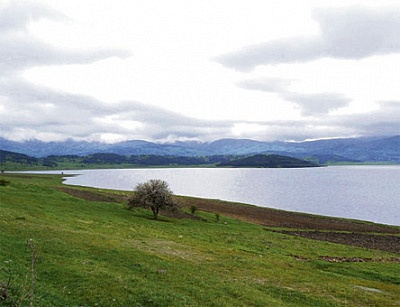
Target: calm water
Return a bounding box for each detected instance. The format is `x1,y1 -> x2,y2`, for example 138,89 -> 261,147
39,166 -> 400,226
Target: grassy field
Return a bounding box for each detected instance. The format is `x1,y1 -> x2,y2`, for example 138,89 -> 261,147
0,173 -> 399,306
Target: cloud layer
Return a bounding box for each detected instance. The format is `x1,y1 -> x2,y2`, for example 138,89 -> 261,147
217,7 -> 400,71
0,2 -> 399,144
218,5 -> 400,140
0,2 -> 129,74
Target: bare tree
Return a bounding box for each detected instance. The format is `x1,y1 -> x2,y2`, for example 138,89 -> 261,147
127,179 -> 178,220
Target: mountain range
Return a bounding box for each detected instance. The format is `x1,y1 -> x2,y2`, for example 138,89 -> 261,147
0,135 -> 399,163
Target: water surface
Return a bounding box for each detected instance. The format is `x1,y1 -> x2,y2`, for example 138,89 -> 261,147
36,166 -> 400,226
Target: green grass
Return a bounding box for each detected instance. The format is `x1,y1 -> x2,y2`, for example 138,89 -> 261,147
0,174 -> 399,306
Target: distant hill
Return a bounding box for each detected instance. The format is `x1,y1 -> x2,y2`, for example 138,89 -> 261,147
0,150 -> 320,170
0,149 -> 38,165
0,150 -> 238,170
218,154 -> 321,168
1,135 -> 399,163
80,153 -> 234,166
289,135 -> 400,162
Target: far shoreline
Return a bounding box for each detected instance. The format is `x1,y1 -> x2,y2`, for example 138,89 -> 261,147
3,160 -> 400,172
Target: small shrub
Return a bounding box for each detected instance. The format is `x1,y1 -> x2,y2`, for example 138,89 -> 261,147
0,179 -> 10,186
215,212 -> 220,222
190,205 -> 198,214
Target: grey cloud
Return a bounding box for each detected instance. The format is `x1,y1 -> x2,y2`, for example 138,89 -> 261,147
136,100 -> 399,141
0,78 -> 233,142
218,37 -> 323,71
111,101 -> 232,141
283,92 -> 350,116
0,1 -> 130,74
217,7 -> 400,71
0,35 -> 130,74
238,77 -> 350,116
1,2 -> 398,143
0,1 -> 131,142
317,7 -> 400,59
0,80 -> 104,132
1,79 -> 398,142
335,101 -> 400,136
274,101 -> 400,140
225,118 -> 359,142
238,78 -> 293,93
0,1 -> 227,143
0,0 -> 62,31
113,101 -> 196,125
230,101 -> 400,141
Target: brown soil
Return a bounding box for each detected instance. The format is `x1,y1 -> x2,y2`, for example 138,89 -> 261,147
317,256 -> 400,263
278,230 -> 400,254
177,197 -> 400,234
57,187 -> 128,203
57,186 -> 400,254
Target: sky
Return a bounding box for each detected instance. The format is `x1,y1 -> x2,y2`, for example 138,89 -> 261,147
1,0 -> 400,143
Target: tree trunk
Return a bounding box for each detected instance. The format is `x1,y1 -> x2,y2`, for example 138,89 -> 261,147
152,207 -> 159,220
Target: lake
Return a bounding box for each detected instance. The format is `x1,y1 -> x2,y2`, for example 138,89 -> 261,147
39,166 -> 400,226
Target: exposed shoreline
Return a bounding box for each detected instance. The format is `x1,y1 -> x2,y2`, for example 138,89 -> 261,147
58,185 -> 400,254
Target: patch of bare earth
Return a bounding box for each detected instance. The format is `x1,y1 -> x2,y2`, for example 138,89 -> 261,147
57,187 -> 400,253
317,256 -> 400,263
57,186 -> 128,203
279,230 -> 400,254
178,197 -> 399,233
178,197 -> 400,254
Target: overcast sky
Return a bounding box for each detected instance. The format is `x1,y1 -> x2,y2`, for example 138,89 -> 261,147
1,0 -> 400,143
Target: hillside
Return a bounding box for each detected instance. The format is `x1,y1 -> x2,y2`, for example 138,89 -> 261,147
0,149 -> 40,170
1,173 -> 399,306
1,135 -> 399,163
0,150 -> 320,171
218,154 -> 321,168
0,150 -> 237,170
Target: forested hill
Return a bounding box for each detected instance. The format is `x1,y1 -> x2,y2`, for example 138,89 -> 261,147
218,154 -> 321,168
0,150 -> 234,170
0,149 -> 38,165
0,150 -> 321,170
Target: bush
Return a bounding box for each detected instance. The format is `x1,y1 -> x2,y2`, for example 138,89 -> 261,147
190,205 -> 198,214
0,179 -> 10,186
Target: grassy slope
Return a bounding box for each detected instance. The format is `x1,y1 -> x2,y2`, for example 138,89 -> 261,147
0,174 -> 399,306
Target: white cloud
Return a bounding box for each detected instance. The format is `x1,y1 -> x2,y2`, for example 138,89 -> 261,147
0,1 -> 399,144
217,6 -> 400,70
238,78 -> 293,93
0,0 -> 60,31
282,92 -> 350,116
